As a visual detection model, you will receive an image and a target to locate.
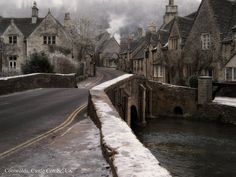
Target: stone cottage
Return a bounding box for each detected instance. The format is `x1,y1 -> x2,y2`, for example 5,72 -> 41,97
95,32 -> 120,68
184,0 -> 236,82
0,2 -> 73,75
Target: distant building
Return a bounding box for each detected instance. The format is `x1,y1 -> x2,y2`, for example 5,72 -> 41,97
0,2 -> 73,75
95,32 -> 120,68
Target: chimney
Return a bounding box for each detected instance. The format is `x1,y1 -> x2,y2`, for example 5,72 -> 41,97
32,1 -> 38,24
64,13 -> 72,28
147,23 -> 157,33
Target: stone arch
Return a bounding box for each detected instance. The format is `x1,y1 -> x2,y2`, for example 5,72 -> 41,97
130,105 -> 139,130
174,106 -> 183,115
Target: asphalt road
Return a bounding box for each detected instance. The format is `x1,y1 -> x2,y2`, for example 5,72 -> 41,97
0,67 -> 125,156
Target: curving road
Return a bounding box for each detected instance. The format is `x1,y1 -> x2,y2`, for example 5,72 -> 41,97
0,67 -> 125,157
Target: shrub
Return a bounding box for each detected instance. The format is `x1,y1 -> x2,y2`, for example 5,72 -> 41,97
21,52 -> 54,74
50,55 -> 78,74
188,75 -> 198,88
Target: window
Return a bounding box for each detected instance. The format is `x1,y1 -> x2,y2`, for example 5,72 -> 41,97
154,65 -> 164,77
43,36 -> 47,44
202,68 -> 213,77
225,67 -> 236,81
9,35 -> 17,44
43,36 -> 56,45
9,56 -> 17,69
52,36 -> 56,44
170,38 -> 178,50
201,33 -> 211,50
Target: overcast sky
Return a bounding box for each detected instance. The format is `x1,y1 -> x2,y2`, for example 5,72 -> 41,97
0,0 -> 201,41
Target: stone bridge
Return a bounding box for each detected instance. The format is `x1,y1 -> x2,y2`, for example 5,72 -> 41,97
88,74 -> 236,177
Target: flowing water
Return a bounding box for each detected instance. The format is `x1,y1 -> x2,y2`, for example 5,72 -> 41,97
134,118 -> 236,177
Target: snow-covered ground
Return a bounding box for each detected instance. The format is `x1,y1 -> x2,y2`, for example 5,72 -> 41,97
214,97 -> 236,107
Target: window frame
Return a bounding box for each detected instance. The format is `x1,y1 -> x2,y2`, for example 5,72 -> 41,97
43,35 -> 56,45
225,67 -> 236,81
154,64 -> 164,78
201,33 -> 211,50
8,55 -> 17,69
9,35 -> 17,44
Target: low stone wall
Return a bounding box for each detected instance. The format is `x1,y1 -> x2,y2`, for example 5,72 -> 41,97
88,74 -> 171,177
0,73 -> 77,95
193,103 -> 236,125
148,81 -> 198,117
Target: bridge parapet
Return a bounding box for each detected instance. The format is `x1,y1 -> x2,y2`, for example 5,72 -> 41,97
88,74 -> 171,177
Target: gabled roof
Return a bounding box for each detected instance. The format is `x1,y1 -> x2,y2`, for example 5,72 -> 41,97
208,0 -> 236,36
95,31 -> 110,41
133,45 -> 145,59
0,17 -> 44,37
185,11 -> 197,19
157,19 -> 174,46
96,36 -> 120,53
175,16 -> 194,44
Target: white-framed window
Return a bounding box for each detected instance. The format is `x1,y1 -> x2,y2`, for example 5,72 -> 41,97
154,65 -> 164,77
9,35 -> 17,44
9,56 -> 17,69
201,33 -> 211,50
43,36 -> 56,45
225,67 -> 236,81
202,68 -> 213,77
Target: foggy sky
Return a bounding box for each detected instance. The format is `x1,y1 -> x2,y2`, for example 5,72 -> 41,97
0,0 -> 201,39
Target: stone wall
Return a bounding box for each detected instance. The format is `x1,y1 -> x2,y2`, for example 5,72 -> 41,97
194,103 -> 236,125
88,74 -> 171,177
148,80 -> 198,117
0,73 -> 77,95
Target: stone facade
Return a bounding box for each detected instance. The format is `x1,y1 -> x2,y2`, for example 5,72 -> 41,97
27,13 -> 72,58
118,0 -> 236,85
148,80 -> 198,117
0,2 -> 73,75
95,32 -> 120,68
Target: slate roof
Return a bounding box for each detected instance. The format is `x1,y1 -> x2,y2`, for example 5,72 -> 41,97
97,37 -> 119,53
185,11 -> 197,19
208,0 -> 236,41
0,17 -> 44,37
175,16 -> 194,45
157,19 -> 174,46
132,45 -> 145,59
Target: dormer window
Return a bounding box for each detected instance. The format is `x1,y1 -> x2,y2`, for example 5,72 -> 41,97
43,36 -> 56,45
9,35 -> 17,44
201,33 -> 211,50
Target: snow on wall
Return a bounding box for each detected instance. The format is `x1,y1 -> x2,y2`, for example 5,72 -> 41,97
214,97 -> 236,108
0,73 -> 76,81
89,74 -> 171,177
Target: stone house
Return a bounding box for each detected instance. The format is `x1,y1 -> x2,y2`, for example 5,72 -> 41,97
95,32 -> 120,68
0,2 -> 73,75
184,0 -> 236,82
144,0 -> 236,84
